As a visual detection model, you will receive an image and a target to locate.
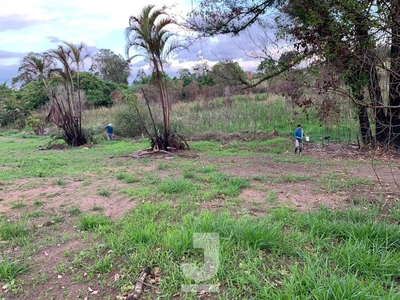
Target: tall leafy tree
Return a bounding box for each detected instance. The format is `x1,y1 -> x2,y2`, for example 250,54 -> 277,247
211,61 -> 247,86
77,71 -> 121,107
178,69 -> 195,87
125,4 -> 181,150
189,0 -> 400,148
90,49 -> 131,84
132,69 -> 152,85
18,81 -> 49,111
0,82 -> 22,127
281,0 -> 400,146
187,0 -> 276,36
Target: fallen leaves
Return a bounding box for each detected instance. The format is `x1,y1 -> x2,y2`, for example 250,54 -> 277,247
88,286 -> 99,295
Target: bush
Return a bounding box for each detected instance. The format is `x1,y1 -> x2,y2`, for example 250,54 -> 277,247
82,101 -> 164,139
112,103 -> 150,138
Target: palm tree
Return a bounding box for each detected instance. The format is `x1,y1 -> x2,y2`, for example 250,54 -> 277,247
64,42 -> 90,133
46,43 -> 90,146
12,52 -> 54,87
125,4 -> 180,150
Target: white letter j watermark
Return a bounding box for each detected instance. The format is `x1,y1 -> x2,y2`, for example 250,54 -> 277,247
181,233 -> 219,293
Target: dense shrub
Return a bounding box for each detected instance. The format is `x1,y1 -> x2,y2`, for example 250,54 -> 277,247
112,103 -> 151,138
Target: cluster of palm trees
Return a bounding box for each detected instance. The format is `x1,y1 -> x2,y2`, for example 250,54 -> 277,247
17,4 -> 182,149
17,42 -> 90,146
125,4 -> 185,150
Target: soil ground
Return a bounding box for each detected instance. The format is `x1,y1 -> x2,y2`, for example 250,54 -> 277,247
1,139 -> 399,299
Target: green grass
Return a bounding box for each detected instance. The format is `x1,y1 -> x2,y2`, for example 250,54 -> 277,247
51,215 -> 64,223
245,137 -> 290,154
0,95 -> 397,299
318,172 -> 374,193
58,203 -> 400,299
157,163 -> 169,170
93,255 -> 113,274
0,258 -> 29,281
91,205 -> 104,212
0,137 -> 147,181
10,200 -> 26,209
116,171 -> 140,183
52,178 -> 66,187
33,200 -> 43,207
122,186 -> 155,199
77,214 -> 111,231
276,173 -> 313,183
67,205 -> 82,216
97,188 -> 110,197
267,190 -> 278,203
0,218 -> 29,241
28,211 -> 44,218
157,178 -> 195,195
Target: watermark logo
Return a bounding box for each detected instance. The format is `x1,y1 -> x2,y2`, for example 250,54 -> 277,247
181,233 -> 219,293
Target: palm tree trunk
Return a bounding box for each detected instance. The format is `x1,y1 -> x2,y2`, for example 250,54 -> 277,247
154,59 -> 170,149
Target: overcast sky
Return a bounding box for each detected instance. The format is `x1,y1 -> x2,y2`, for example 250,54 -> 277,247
0,0 -> 262,86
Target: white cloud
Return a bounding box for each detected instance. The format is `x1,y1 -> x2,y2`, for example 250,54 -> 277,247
0,0 -> 264,85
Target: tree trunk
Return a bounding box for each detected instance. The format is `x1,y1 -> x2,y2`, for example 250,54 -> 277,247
354,15 -> 382,146
389,0 -> 400,147
368,64 -> 387,143
358,104 -> 372,145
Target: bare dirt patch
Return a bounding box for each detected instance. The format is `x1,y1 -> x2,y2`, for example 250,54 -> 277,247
0,177 -> 136,220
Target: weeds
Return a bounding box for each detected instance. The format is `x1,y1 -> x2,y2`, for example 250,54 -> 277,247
91,205 -> 104,212
157,178 -> 195,195
277,173 -> 313,183
78,214 -> 111,231
97,188 -> 110,197
0,218 -> 29,241
28,211 -> 44,218
116,172 -> 139,183
33,200 -> 43,207
10,199 -> 26,209
53,178 -> 66,187
67,205 -> 82,216
319,172 -> 374,193
0,258 -> 28,281
267,190 -> 278,203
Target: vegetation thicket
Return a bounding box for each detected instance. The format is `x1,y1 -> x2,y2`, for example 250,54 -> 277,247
189,0 -> 400,149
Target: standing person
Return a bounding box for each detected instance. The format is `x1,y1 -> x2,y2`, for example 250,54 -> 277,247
293,124 -> 304,155
105,123 -> 113,141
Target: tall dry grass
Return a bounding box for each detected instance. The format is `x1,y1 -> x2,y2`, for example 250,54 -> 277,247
81,92 -> 358,142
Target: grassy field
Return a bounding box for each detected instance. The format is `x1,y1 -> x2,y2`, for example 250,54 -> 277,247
0,130 -> 400,299
82,94 -> 360,143
0,129 -> 399,299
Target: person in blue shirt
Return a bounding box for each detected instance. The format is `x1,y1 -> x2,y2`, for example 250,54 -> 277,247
293,124 -> 304,155
105,123 -> 113,141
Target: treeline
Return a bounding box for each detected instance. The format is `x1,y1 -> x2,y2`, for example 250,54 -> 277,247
132,62 -> 268,104
0,48 -> 267,130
